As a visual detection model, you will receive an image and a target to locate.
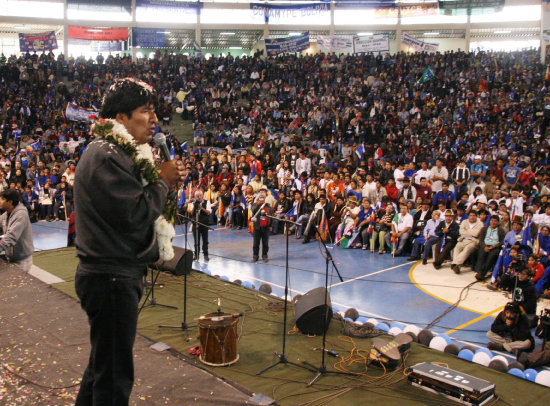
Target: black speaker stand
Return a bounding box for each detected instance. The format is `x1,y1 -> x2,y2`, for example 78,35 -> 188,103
139,265 -> 178,314
159,214 -> 197,341
302,223 -> 356,386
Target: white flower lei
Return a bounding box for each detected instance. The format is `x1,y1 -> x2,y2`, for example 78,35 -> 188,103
95,119 -> 175,261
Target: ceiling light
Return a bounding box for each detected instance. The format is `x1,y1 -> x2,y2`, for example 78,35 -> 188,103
220,32 -> 235,35
288,32 -> 302,36
157,31 -> 171,34
14,25 -> 29,30
357,32 -> 373,36
494,30 -> 511,34
423,32 -> 439,36
229,46 -> 242,49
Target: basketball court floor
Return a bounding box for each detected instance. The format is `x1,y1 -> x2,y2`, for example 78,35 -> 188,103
32,221 -> 550,363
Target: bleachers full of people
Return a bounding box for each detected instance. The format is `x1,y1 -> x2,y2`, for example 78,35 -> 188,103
2,48 -> 550,325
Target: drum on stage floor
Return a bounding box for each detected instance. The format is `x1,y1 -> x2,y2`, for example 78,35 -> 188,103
197,312 -> 239,367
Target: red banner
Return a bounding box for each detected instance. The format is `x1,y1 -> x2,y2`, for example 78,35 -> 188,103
68,26 -> 128,41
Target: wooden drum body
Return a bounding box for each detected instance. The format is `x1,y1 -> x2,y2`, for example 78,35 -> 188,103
197,312 -> 239,367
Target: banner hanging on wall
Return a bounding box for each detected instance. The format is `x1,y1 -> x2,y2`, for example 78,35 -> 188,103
19,31 -> 58,52
354,35 -> 390,53
68,26 -> 129,41
265,32 -> 310,56
250,2 -> 329,23
132,28 -> 166,48
402,33 -> 439,52
316,36 -> 354,53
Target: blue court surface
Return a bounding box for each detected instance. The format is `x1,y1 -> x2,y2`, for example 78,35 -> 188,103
32,221 -> 549,363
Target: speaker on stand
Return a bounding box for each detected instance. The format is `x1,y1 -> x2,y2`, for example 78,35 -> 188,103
155,246 -> 193,276
295,287 -> 332,335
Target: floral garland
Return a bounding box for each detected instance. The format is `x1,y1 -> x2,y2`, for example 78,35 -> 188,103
92,118 -> 176,261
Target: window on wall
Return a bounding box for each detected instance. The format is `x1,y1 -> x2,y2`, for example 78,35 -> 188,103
200,8 -> 265,25
67,0 -> 132,21
135,3 -> 198,23
401,14 -> 467,25
470,40 -> 540,52
0,0 -> 64,19
470,5 -> 541,23
334,8 -> 397,25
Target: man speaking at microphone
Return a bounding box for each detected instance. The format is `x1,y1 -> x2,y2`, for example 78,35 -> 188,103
73,78 -> 183,405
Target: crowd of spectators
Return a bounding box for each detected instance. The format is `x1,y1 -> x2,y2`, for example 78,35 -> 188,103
1,48 -> 550,334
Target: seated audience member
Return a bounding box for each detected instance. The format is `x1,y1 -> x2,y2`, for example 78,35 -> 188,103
433,210 -> 460,269
271,193 -> 291,234
385,204 -> 413,257
451,211 -> 483,274
355,198 -> 375,250
487,302 -> 534,355
408,210 -> 441,264
411,200 -> 432,239
432,182 -> 456,209
328,195 -> 346,241
302,194 -> 332,244
373,204 -> 395,254
533,225 -> 550,268
474,215 -> 506,280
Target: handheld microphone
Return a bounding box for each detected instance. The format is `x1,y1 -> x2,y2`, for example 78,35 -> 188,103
154,132 -> 172,161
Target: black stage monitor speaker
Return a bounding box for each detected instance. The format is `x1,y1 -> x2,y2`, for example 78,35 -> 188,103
295,287 -> 332,335
155,246 -> 193,275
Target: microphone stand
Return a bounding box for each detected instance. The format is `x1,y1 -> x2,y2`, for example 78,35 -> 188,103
301,220 -> 356,386
257,215 -> 315,376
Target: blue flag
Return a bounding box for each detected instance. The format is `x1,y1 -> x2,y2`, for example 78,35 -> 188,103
355,144 -> 365,159
170,145 -> 176,160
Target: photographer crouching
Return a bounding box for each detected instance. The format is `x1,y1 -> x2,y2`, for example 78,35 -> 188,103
486,301 -> 534,356
518,308 -> 550,368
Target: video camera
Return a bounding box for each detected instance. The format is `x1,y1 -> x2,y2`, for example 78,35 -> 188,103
536,308 -> 550,341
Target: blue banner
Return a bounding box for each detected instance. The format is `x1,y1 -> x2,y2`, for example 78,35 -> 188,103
265,32 -> 310,56
19,31 -> 58,53
250,2 -> 329,22
132,28 -> 166,48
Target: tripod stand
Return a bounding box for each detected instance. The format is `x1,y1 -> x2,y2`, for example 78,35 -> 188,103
257,216 -> 315,376
159,212 -> 197,341
139,264 -> 178,314
302,221 -> 356,386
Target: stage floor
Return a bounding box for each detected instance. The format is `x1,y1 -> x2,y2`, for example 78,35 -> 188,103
33,221 -> 550,359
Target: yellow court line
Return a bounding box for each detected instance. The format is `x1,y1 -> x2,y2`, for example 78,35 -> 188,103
445,306 -> 504,335
408,262 -> 486,316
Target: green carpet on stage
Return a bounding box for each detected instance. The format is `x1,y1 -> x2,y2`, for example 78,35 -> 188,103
33,248 -> 548,406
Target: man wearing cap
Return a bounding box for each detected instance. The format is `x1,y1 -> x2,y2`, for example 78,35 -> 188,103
451,211 -> 483,274
250,192 -> 272,262
486,302 -> 534,354
470,155 -> 487,182
385,204 -> 413,257
433,210 -> 460,269
473,215 -> 506,280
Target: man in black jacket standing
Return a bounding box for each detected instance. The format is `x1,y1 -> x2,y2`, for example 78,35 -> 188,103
73,78 -> 183,406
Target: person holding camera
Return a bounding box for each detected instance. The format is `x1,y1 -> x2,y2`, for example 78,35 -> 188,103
518,309 -> 550,368
487,301 -> 534,355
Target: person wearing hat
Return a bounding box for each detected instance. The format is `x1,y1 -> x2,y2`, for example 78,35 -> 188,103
250,192 -> 272,262
385,204 -> 413,257
450,210 -> 483,274
473,215 -> 506,281
432,209 -> 460,269
470,155 -> 487,181
486,301 -> 534,354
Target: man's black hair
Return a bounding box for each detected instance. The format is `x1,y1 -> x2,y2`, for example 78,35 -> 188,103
0,189 -> 21,206
100,79 -> 158,119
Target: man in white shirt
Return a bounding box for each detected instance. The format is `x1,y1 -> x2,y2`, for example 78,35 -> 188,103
295,151 -> 311,176
188,190 -> 212,261
361,173 -> 377,198
431,159 -> 448,193
385,204 -> 413,257
451,211 -> 483,274
394,162 -> 405,191
533,204 -> 550,227
414,161 -> 432,185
